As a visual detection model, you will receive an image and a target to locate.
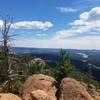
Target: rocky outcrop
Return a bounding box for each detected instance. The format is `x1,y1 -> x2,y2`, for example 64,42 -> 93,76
0,93 -> 22,100
10,73 -> 99,100
59,78 -> 94,100
21,74 -> 57,100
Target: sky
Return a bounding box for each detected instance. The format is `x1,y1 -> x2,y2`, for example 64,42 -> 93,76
0,0 -> 100,49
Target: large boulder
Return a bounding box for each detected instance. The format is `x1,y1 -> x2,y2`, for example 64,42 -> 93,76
0,93 -> 22,100
59,78 -> 94,100
21,74 -> 57,100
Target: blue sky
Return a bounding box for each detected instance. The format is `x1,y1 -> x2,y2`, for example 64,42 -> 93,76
0,0 -> 100,49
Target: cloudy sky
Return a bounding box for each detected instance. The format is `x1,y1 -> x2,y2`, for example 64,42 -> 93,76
0,0 -> 100,49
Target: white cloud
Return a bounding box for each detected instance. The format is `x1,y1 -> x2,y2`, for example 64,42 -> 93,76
79,7 -> 100,21
14,36 -> 100,49
53,7 -> 100,40
57,7 -> 78,13
11,21 -> 53,30
0,20 -> 53,30
80,12 -> 89,21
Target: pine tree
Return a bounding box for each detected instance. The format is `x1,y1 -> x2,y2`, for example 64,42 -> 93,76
57,49 -> 73,81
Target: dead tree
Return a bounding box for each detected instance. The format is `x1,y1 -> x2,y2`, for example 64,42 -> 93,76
0,16 -> 26,92
0,15 -> 13,92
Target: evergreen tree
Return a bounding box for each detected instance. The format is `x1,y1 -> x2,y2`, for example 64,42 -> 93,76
57,49 -> 74,81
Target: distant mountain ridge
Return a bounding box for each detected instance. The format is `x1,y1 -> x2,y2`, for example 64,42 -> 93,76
11,47 -> 100,54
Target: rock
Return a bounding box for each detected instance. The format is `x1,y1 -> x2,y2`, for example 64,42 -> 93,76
59,78 -> 94,100
88,84 -> 95,89
93,96 -> 100,100
87,85 -> 100,100
31,90 -> 48,100
31,89 -> 55,100
81,82 -> 88,89
21,74 -> 57,100
0,93 -> 22,100
88,88 -> 99,97
28,58 -> 46,67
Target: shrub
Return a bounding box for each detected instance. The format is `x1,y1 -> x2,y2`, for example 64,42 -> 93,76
12,80 -> 22,94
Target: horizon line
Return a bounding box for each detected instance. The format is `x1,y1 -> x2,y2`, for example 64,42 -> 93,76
11,46 -> 100,51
